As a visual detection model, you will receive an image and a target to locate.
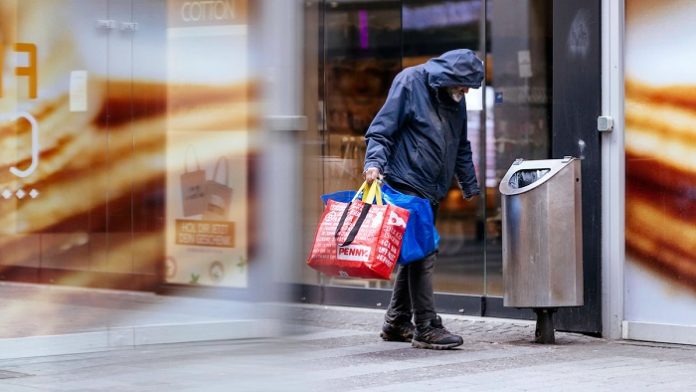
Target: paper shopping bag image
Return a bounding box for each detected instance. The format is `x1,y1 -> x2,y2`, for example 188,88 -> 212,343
180,147 -> 207,217
203,157 -> 233,220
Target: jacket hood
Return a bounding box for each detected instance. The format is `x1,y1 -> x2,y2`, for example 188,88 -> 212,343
424,49 -> 484,89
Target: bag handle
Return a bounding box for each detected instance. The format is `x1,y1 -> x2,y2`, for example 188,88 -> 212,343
366,182 -> 383,205
211,157 -> 230,185
184,146 -> 201,173
334,202 -> 372,247
352,182 -> 367,202
334,181 -> 383,248
355,181 -> 383,205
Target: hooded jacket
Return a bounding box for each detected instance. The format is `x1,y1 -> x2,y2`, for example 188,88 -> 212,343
363,49 -> 484,204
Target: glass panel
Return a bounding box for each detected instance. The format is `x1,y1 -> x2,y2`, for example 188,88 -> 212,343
485,0 -> 552,296
303,0 -> 553,298
0,0 -> 252,290
299,0 -> 326,286
625,0 -> 696,326
0,0 -> 114,285
301,1 -> 337,286
164,0 -> 252,288
132,0 -> 166,277
402,0 -> 485,295
319,0 -> 402,289
303,0 -> 489,294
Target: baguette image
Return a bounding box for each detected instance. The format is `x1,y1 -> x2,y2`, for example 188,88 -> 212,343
0,1 -> 254,292
626,78 -> 696,289
0,78 -> 253,278
626,183 -> 696,284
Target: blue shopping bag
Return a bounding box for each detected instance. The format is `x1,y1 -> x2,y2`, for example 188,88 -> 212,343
322,182 -> 439,265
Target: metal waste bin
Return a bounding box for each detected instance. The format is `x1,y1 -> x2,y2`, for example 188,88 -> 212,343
498,156 -> 583,343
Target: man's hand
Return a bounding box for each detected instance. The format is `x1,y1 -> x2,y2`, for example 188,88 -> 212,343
364,167 -> 381,184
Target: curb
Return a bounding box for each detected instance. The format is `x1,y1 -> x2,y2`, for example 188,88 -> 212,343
0,319 -> 281,360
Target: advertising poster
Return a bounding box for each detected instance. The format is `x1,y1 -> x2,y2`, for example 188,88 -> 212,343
0,0 -> 252,289
165,0 -> 251,288
625,0 -> 696,325
0,0 -> 170,286
165,132 -> 248,288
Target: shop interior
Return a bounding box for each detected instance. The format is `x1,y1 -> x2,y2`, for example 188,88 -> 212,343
301,0 -> 553,298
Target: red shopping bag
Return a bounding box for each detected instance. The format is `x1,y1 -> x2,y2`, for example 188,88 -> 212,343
307,182 -> 409,280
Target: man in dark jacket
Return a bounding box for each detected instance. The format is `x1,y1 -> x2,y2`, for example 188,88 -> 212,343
363,49 -> 484,350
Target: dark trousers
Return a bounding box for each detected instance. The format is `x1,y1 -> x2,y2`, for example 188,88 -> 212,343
384,181 -> 439,328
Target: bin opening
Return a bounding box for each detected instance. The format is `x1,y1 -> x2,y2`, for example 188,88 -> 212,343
508,169 -> 550,189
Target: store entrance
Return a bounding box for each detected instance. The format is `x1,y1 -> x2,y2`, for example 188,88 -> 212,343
301,0 -> 602,334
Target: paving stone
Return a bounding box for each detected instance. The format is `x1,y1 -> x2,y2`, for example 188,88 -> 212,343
0,301 -> 695,390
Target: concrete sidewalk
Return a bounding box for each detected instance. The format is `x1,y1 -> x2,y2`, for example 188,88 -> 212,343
0,282 -> 281,359
285,305 -> 696,391
0,303 -> 695,391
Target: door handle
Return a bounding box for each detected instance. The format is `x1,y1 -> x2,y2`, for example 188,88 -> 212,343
0,111 -> 40,178
96,19 -> 117,30
120,22 -> 139,32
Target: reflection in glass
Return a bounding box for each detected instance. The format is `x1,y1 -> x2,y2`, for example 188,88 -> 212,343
302,0 -> 553,299
485,0 -> 552,296
318,1 -> 402,289
402,0 -> 485,295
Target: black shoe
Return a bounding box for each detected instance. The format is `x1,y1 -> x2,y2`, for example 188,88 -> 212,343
412,316 -> 463,350
380,320 -> 415,342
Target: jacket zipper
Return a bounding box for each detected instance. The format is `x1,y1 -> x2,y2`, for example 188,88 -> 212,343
434,106 -> 448,194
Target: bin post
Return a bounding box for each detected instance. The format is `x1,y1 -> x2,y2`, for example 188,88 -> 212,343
534,308 -> 556,344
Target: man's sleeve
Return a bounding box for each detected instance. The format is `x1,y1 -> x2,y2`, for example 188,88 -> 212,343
455,133 -> 481,199
363,75 -> 411,173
